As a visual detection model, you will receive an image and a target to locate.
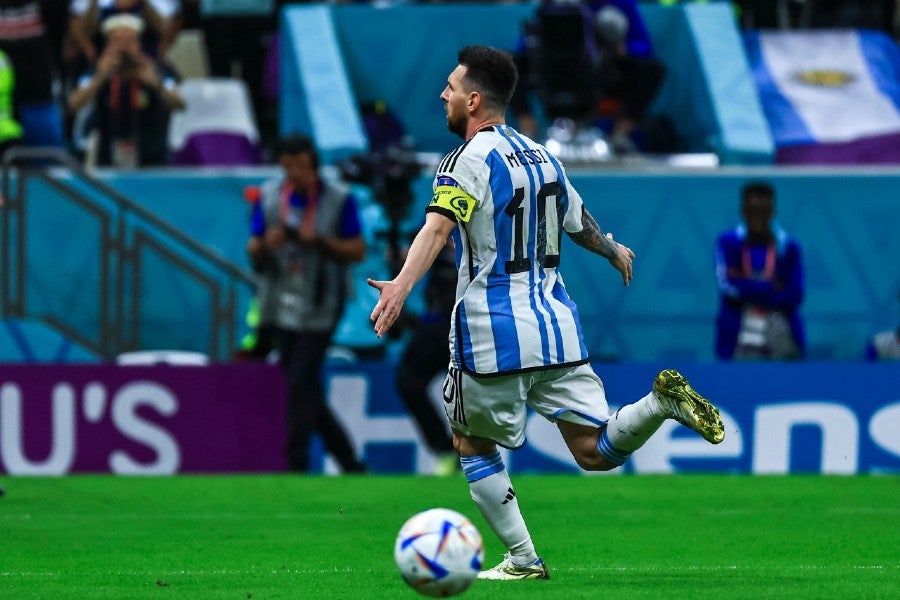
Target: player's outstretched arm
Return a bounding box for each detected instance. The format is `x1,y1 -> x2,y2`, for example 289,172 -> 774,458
367,212 -> 457,337
567,208 -> 635,286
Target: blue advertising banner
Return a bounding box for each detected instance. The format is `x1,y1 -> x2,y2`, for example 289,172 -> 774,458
320,361 -> 900,476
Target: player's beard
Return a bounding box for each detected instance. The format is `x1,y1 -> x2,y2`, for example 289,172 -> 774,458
446,111 -> 467,139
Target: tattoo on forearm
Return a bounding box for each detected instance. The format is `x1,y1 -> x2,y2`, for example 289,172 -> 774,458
568,210 -> 617,258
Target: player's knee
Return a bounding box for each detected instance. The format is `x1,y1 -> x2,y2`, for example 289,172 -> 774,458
453,431 -> 495,457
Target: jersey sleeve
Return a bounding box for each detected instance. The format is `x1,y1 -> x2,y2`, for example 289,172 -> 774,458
561,174 -> 585,234
427,176 -> 476,223
430,150 -> 485,223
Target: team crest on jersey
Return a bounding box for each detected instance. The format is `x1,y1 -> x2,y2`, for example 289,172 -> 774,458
430,185 -> 475,222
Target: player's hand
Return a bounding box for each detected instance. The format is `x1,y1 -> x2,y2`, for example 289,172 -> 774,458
367,278 -> 408,338
606,232 -> 635,286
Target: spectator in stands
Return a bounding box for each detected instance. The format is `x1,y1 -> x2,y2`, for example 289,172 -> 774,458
511,0 -> 667,154
67,14 -> 184,167
865,291 -> 900,360
0,0 -> 65,148
68,0 -> 181,63
246,133 -> 367,473
714,181 -> 806,361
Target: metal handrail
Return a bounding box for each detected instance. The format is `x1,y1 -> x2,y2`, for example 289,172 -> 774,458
1,147 -> 254,285
0,146 -> 256,360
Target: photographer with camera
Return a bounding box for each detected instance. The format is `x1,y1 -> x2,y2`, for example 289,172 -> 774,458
247,133 -> 367,474
67,13 -> 183,167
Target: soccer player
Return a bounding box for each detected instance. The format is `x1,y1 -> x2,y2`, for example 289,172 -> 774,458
367,45 -> 724,580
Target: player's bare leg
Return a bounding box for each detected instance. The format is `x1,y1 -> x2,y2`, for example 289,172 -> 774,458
559,370 -> 725,471
454,431 -> 549,580
557,420 -> 619,470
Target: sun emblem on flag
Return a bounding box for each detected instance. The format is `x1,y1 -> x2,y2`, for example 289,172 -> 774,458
793,69 -> 856,87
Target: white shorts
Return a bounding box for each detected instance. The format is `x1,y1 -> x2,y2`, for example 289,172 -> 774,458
442,363 -> 611,449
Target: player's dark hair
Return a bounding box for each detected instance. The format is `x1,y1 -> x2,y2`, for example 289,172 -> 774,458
277,133 -> 319,170
741,181 -> 775,205
457,45 -> 519,111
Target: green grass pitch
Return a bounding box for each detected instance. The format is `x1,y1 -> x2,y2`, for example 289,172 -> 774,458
1,475 -> 897,599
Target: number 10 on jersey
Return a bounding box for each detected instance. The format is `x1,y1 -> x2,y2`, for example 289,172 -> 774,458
504,182 -> 565,274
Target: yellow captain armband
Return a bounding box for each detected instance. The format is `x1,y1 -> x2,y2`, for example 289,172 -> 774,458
429,185 -> 476,223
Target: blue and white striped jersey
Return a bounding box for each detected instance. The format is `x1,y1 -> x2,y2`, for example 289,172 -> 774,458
427,125 -> 589,376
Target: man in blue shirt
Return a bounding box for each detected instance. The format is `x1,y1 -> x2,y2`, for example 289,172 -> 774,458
715,181 -> 806,360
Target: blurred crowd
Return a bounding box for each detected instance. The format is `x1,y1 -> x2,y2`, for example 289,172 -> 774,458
0,0 -> 292,167
511,0 -> 900,158
733,0 -> 900,31
0,0 -> 897,169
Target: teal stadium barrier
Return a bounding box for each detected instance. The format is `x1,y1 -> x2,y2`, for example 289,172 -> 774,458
2,3 -> 896,362
7,168 -> 899,362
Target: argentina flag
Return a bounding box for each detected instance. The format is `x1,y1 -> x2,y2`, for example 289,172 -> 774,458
744,30 -> 900,164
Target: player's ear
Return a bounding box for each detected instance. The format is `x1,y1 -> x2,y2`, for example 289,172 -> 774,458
467,91 -> 479,110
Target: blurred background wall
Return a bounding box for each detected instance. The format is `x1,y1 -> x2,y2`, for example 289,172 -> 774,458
1,1 -> 897,475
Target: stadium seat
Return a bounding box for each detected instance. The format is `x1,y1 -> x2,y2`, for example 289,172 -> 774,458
165,29 -> 211,80
168,78 -> 262,166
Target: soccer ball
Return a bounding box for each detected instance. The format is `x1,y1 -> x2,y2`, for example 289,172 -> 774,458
394,508 -> 484,597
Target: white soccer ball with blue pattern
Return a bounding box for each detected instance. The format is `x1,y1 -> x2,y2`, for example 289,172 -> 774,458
394,508 -> 484,597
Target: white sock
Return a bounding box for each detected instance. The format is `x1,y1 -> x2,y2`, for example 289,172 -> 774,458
605,391 -> 666,453
460,451 -> 538,565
